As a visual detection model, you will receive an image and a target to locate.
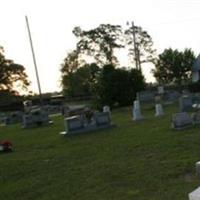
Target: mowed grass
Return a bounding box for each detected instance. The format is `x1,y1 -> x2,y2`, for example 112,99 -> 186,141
1,104 -> 200,200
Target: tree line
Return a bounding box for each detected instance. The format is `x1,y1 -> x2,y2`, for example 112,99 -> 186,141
0,22 -> 197,107
61,23 -> 196,107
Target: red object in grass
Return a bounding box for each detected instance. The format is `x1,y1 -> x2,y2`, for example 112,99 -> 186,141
0,140 -> 13,151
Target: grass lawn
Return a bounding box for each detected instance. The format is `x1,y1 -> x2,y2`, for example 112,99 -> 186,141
1,104 -> 200,200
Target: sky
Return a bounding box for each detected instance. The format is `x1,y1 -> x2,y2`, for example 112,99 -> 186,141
1,0 -> 200,93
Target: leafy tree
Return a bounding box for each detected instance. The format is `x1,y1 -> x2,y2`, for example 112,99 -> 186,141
94,65 -> 145,107
153,48 -> 195,85
60,50 -> 84,95
61,58 -> 100,97
73,24 -> 124,66
124,25 -> 156,71
0,46 -> 29,94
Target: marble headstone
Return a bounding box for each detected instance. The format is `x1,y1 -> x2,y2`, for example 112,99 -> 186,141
155,104 -> 164,117
189,187 -> 200,200
133,100 -> 143,120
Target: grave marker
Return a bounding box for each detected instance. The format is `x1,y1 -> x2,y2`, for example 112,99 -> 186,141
155,104 -> 164,117
133,100 -> 143,120
61,111 -> 115,135
171,112 -> 193,130
179,95 -> 192,112
189,187 -> 200,200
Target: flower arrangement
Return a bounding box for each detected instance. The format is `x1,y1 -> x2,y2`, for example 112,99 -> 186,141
84,108 -> 94,124
0,140 -> 13,152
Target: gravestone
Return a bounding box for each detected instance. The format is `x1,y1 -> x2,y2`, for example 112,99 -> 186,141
139,91 -> 156,102
164,90 -> 180,102
171,112 -> 193,130
23,100 -> 32,113
63,105 -> 86,117
179,95 -> 192,112
22,109 -> 52,128
132,100 -> 143,121
192,110 -> 200,124
155,104 -> 164,117
95,112 -> 111,126
4,111 -> 23,125
158,86 -> 164,95
196,161 -> 200,175
103,105 -> 111,116
64,116 -> 84,133
189,187 -> 200,200
44,105 -> 62,115
61,112 -> 115,135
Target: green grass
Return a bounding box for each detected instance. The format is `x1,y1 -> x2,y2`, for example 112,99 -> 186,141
1,104 -> 200,200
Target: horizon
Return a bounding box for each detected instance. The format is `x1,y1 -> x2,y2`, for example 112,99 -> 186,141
1,0 -> 200,94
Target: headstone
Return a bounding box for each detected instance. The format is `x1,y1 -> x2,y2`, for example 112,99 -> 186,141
164,90 -> 180,102
192,110 -> 200,124
61,111 -> 115,135
64,116 -> 84,133
95,112 -> 111,126
171,112 -> 193,130
158,86 -> 164,95
196,161 -> 200,175
103,105 -> 111,116
155,104 -> 164,117
133,100 -> 143,121
139,91 -> 156,102
22,109 -> 52,128
63,105 -> 86,117
4,111 -> 23,125
23,100 -> 32,113
189,187 -> 200,200
179,95 -> 192,112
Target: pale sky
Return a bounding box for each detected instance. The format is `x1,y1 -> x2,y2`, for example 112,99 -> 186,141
1,0 -> 200,93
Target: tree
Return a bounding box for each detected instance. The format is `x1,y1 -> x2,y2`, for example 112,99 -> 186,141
73,24 -> 124,66
61,56 -> 100,97
60,49 -> 84,95
153,48 -> 196,85
124,25 -> 156,71
0,46 -> 29,94
94,65 -> 145,107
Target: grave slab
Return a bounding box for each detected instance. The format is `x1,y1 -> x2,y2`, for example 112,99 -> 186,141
171,112 -> 193,130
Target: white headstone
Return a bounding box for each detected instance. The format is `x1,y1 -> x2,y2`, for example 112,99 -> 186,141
155,104 -> 164,117
103,106 -> 111,116
196,161 -> 200,175
189,187 -> 200,200
133,100 -> 143,120
158,86 -> 164,94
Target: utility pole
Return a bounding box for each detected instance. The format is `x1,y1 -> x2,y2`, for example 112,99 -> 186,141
130,21 -> 139,70
25,16 -> 43,106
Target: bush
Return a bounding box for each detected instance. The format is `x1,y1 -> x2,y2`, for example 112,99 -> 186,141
94,65 -> 146,108
188,81 -> 200,93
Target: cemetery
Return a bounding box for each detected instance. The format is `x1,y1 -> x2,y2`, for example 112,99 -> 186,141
2,8 -> 200,200
2,99 -> 200,200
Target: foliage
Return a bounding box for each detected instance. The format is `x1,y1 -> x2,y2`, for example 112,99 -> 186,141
188,81 -> 200,93
125,25 -> 156,70
94,65 -> 145,107
153,48 -> 196,85
0,46 -> 29,94
72,24 -> 156,70
60,50 -> 81,92
73,24 -> 124,66
61,61 -> 100,97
